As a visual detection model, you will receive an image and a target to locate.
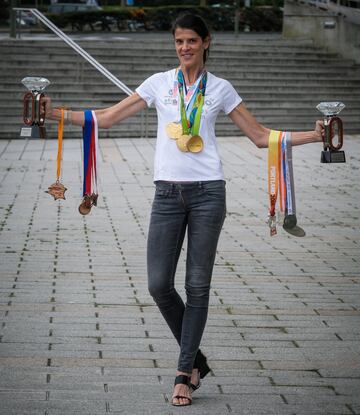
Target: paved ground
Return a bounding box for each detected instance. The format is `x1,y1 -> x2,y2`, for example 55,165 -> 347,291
0,135 -> 359,415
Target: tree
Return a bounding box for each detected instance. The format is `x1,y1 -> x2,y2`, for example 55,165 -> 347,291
200,0 -> 207,6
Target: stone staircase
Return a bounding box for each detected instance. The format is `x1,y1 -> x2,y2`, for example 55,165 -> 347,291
1,34 -> 359,139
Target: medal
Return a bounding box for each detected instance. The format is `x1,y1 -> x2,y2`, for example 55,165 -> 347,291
46,108 -> 67,201
166,122 -> 183,139
46,181 -> 67,200
267,130 -> 304,237
283,222 -> 306,237
176,134 -> 192,152
175,134 -> 204,153
172,69 -> 207,153
78,193 -> 98,215
188,135 -> 203,153
79,110 -> 99,215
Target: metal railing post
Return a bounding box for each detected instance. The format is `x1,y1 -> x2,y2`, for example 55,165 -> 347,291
13,8 -> 133,96
145,108 -> 149,139
10,0 -> 17,38
140,110 -> 144,138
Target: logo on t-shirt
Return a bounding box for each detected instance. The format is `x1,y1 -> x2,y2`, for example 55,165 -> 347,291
205,97 -> 215,107
164,89 -> 178,106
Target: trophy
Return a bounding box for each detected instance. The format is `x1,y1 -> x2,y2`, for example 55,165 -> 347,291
316,102 -> 346,163
20,77 -> 50,139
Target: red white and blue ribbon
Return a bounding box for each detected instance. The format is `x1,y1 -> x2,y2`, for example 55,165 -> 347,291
282,132 -> 296,217
82,110 -> 98,197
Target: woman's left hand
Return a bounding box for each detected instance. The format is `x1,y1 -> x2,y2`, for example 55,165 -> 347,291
315,120 -> 325,142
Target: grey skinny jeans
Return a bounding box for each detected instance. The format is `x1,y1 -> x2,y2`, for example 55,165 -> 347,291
147,180 -> 226,373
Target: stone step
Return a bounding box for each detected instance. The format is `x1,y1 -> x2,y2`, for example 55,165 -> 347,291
3,73 -> 360,84
0,37 -> 320,49
5,104 -> 359,116
3,64 -> 357,79
4,91 -> 358,103
1,36 -> 359,138
0,47 -> 346,61
3,55 -> 354,68
3,83 -> 360,95
9,113 -> 359,126
0,41 -> 340,54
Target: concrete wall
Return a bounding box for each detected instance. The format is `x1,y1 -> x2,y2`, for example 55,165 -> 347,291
283,0 -> 360,64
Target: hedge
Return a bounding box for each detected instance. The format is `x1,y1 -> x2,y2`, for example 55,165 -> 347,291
46,5 -> 283,32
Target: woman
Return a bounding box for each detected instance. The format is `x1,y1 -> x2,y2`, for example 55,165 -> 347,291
44,14 -> 324,407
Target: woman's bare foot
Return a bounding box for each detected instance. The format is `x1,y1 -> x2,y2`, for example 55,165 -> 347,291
191,368 -> 200,390
172,371 -> 192,406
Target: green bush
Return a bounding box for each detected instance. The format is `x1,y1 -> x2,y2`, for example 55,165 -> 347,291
0,0 -> 9,23
46,5 -> 282,32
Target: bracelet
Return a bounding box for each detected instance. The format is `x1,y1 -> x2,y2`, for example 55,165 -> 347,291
63,109 -> 72,125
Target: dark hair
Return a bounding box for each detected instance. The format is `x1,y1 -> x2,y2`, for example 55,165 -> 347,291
172,14 -> 211,64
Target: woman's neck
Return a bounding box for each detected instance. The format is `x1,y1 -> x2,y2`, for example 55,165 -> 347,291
181,64 -> 204,85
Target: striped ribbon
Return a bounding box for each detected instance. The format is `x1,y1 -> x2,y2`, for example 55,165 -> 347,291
82,110 -> 98,197
178,69 -> 207,136
56,108 -> 64,182
268,130 -> 296,236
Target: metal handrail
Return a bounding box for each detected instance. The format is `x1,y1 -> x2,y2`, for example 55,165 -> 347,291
13,7 -> 133,96
295,0 -> 360,25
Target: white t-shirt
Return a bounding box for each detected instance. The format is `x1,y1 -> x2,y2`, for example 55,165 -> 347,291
136,69 -> 242,182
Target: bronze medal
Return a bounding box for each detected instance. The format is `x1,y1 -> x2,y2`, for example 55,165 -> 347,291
46,181 -> 67,201
46,109 -> 68,201
166,122 -> 183,140
188,135 -> 204,153
78,193 -> 98,216
78,195 -> 92,215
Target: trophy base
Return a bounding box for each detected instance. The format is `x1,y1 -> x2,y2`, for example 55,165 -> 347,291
20,125 -> 46,139
321,150 -> 346,163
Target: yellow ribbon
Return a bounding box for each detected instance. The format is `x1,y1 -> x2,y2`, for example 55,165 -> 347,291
268,129 -> 282,217
56,108 -> 64,182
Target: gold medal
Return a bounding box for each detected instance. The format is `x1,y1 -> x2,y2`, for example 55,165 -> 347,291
166,122 -> 183,140
188,135 -> 204,153
176,134 -> 191,152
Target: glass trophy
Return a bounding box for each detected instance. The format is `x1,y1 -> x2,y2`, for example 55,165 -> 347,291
20,77 -> 50,139
316,102 -> 346,163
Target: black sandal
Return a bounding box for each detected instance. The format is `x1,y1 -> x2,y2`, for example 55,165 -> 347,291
190,350 -> 211,391
190,370 -> 201,392
171,375 -> 192,407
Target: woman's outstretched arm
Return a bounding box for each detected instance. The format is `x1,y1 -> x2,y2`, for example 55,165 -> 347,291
228,103 -> 324,148
44,92 -> 147,129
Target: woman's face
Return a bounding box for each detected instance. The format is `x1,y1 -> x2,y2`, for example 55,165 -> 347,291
174,27 -> 210,70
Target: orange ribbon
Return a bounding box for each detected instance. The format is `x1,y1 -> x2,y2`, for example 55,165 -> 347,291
268,130 -> 283,236
56,109 -> 64,182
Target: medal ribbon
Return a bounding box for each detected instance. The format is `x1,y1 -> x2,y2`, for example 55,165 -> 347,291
82,110 -> 98,197
268,130 -> 281,213
178,69 -> 207,136
56,108 -> 64,182
268,130 -> 297,236
283,132 -> 296,216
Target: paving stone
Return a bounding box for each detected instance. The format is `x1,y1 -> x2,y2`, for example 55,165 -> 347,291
1,135 -> 359,415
